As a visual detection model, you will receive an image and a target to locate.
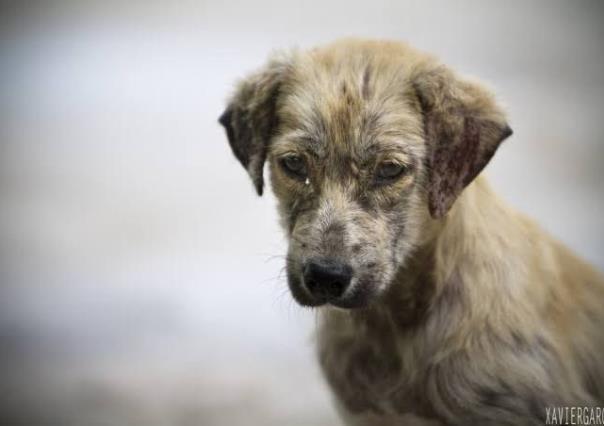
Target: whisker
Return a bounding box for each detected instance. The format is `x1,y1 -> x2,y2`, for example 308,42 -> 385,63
263,254 -> 287,264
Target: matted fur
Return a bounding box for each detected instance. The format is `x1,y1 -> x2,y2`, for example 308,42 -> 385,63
219,39 -> 604,425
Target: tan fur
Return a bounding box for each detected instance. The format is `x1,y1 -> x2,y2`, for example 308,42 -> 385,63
219,39 -> 604,425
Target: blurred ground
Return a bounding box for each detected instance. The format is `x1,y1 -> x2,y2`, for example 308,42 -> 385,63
0,1 -> 603,425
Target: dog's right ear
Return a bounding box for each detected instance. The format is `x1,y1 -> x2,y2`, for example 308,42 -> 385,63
413,64 -> 512,218
219,57 -> 289,196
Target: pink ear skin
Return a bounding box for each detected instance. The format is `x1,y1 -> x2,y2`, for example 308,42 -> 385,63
414,68 -> 512,218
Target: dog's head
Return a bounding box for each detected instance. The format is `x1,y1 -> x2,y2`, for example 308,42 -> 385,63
219,40 -> 511,309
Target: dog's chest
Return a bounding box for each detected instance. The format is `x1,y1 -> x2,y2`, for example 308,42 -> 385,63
317,315 -> 426,417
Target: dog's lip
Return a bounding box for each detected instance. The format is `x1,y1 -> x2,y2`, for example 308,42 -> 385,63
296,296 -> 328,307
327,294 -> 372,309
304,288 -> 374,310
328,300 -> 365,309
290,287 -> 366,309
295,297 -> 369,309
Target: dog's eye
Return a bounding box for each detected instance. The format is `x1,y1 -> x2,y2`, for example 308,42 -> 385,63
376,161 -> 407,182
280,155 -> 307,179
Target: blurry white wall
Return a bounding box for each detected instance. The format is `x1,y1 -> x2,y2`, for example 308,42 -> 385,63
0,1 -> 603,425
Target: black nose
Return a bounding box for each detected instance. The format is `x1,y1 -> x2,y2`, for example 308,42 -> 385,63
303,258 -> 353,300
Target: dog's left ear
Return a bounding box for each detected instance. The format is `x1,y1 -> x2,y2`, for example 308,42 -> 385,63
413,66 -> 513,218
219,57 -> 289,196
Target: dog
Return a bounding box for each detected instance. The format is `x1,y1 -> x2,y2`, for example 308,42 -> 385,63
218,39 -> 604,425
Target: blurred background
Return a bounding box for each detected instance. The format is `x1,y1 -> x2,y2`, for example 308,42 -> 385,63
0,1 -> 603,425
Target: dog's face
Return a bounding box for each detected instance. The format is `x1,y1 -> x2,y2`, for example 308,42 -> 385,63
219,40 -> 512,309
267,58 -> 429,309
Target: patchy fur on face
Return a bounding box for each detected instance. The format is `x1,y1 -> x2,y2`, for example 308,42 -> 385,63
269,50 -> 432,308
220,39 -> 511,309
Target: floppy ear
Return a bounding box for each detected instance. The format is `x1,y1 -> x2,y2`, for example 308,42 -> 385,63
218,58 -> 289,195
414,66 -> 513,218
